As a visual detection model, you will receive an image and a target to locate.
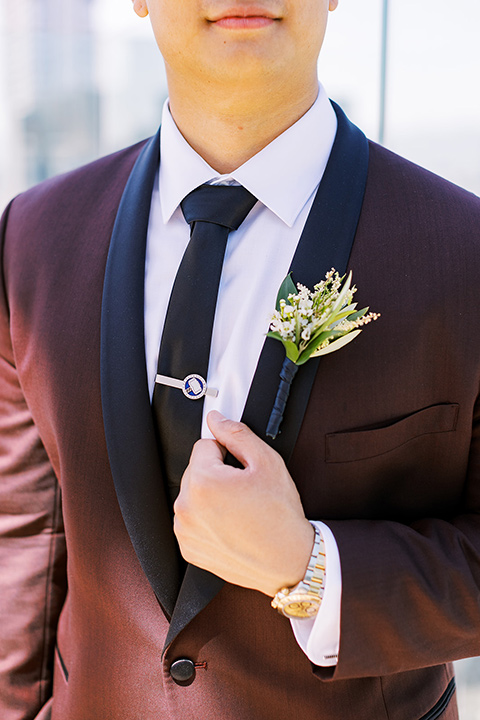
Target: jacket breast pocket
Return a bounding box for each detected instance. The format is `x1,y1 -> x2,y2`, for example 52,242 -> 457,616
325,403 -> 459,464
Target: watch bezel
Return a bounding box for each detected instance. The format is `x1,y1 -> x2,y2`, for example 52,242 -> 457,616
273,590 -> 322,618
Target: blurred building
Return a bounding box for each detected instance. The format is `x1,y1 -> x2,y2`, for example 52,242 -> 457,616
0,0 -> 166,206
91,0 -> 167,156
1,0 -> 98,198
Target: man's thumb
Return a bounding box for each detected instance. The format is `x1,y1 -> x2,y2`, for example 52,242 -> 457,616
206,410 -> 258,468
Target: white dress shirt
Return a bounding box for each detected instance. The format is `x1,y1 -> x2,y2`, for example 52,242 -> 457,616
144,84 -> 341,666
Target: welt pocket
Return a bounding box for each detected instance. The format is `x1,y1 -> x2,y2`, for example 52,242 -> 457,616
325,403 -> 459,464
55,643 -> 69,683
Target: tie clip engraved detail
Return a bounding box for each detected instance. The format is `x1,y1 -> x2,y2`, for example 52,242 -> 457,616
155,373 -> 219,400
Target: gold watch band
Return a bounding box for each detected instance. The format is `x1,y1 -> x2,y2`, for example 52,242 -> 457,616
271,523 -> 326,619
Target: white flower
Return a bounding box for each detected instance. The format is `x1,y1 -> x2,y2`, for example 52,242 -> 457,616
268,269 -> 380,366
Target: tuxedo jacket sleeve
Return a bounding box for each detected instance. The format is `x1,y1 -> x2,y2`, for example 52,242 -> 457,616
0,143 -> 145,720
0,200 -> 67,719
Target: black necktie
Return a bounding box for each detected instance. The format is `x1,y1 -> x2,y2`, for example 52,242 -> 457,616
152,184 -> 257,502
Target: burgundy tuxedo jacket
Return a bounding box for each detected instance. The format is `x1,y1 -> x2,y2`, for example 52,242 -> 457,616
1,107 -> 480,720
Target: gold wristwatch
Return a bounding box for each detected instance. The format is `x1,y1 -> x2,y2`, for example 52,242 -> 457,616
271,523 -> 326,619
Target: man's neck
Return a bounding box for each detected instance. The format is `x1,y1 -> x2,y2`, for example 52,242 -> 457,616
166,73 -> 319,175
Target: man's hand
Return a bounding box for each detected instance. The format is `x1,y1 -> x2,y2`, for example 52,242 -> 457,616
173,410 -> 314,597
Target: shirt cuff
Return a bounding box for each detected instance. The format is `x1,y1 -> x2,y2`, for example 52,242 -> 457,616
289,520 -> 342,667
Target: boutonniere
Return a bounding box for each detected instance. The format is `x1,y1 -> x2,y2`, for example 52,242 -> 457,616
266,269 -> 380,439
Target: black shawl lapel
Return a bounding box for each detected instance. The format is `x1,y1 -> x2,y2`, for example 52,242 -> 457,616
164,103 -> 370,651
101,129 -> 181,618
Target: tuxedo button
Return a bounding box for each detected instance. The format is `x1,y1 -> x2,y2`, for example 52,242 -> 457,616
170,658 -> 196,685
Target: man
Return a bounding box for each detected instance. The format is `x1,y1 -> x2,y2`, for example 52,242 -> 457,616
1,1 -> 480,718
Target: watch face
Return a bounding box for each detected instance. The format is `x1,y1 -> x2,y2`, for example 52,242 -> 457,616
282,597 -> 321,619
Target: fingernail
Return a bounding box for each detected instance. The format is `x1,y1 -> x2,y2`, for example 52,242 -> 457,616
208,410 -> 226,422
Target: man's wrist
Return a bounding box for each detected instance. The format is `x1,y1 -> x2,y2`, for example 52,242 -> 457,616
271,523 -> 326,619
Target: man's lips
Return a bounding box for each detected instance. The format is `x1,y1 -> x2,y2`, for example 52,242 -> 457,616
208,6 -> 280,29
213,16 -> 277,29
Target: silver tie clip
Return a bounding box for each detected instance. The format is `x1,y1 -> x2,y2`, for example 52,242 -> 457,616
155,373 -> 218,400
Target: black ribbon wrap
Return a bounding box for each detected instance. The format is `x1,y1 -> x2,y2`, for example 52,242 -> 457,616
266,357 -> 299,439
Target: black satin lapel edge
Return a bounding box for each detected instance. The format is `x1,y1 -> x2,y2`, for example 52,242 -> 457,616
242,102 -> 370,465
101,129 -> 181,618
163,104 -> 370,653
162,565 -> 225,655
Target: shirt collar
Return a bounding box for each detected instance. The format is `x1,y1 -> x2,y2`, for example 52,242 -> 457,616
159,84 -> 338,228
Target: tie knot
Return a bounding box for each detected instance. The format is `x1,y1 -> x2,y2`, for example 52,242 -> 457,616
181,184 -> 257,231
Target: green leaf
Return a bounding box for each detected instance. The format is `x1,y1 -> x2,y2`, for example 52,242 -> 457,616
275,274 -> 297,311
346,307 -> 368,322
327,271 -> 353,319
310,329 -> 362,357
326,328 -> 349,339
329,304 -> 359,327
304,275 -> 355,339
266,331 -> 283,342
284,340 -> 300,363
266,332 -> 299,362
339,302 -> 358,316
301,324 -> 333,352
297,331 -> 334,364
